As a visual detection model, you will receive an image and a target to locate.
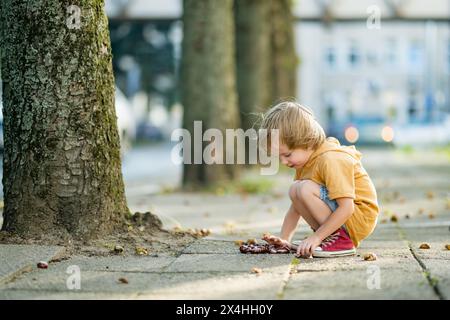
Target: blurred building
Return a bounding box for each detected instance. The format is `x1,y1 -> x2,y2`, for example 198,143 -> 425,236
295,0 -> 450,145
105,0 -> 450,145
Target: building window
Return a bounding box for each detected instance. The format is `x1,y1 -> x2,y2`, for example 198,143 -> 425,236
325,47 -> 336,69
448,40 -> 450,72
408,40 -> 424,70
348,42 -> 361,68
386,38 -> 397,67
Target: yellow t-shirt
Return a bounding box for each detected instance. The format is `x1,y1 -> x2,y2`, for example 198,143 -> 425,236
294,137 -> 379,247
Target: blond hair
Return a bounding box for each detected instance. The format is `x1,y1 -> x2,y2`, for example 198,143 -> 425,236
260,101 -> 326,150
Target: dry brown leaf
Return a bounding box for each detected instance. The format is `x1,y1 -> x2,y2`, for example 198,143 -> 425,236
428,213 -> 435,219
251,267 -> 262,274
135,247 -> 148,255
247,238 -> 257,245
444,244 -> 450,250
363,253 -> 377,261
390,214 -> 398,222
426,191 -> 435,199
113,245 -> 124,254
118,277 -> 128,284
419,243 -> 431,249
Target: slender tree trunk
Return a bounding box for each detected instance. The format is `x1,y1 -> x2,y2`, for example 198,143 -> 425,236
235,0 -> 272,131
270,0 -> 298,101
181,0 -> 240,188
0,0 -> 129,241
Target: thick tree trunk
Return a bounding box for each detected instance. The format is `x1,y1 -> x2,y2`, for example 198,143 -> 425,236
181,0 -> 240,188
270,0 -> 298,101
235,0 -> 272,131
0,0 -> 129,240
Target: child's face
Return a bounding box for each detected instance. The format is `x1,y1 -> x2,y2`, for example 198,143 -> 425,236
277,143 -> 314,169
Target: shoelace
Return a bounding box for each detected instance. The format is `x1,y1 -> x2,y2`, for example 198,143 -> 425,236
321,232 -> 340,248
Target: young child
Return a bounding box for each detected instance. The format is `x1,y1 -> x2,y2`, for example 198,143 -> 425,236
260,101 -> 379,258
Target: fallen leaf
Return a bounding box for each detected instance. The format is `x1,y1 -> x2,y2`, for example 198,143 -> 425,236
200,229 -> 211,237
37,261 -> 48,269
428,213 -> 435,219
419,243 -> 430,249
251,267 -> 262,274
113,245 -> 124,254
445,244 -> 450,250
426,191 -> 434,199
247,238 -> 257,245
390,214 -> 398,222
135,247 -> 148,255
118,277 -> 128,284
363,253 -> 377,261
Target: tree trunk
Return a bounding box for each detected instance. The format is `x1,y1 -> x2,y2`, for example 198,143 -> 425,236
181,0 -> 240,188
235,0 -> 272,131
270,0 -> 298,101
0,0 -> 129,241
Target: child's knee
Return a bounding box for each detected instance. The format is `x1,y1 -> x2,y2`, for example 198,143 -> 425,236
289,180 -> 320,203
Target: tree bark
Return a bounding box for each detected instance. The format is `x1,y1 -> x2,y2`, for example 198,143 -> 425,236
181,0 -> 240,188
235,0 -> 272,131
270,0 -> 298,102
0,0 -> 129,240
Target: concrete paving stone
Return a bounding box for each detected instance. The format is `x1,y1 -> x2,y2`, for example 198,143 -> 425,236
0,245 -> 65,285
137,272 -> 286,300
409,242 -> 450,260
401,225 -> 450,243
358,240 -> 408,249
0,270 -> 285,299
182,240 -> 241,254
43,254 -> 177,273
166,253 -> 293,273
283,269 -> 437,300
0,289 -> 138,300
294,252 -> 421,273
419,259 -> 450,300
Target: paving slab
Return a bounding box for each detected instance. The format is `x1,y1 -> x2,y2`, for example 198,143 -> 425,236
182,240 -> 241,254
0,245 -> 65,285
42,254 -> 178,273
417,259 -> 450,300
0,270 -> 285,300
166,253 -> 293,273
283,269 -> 437,299
294,252 -> 421,273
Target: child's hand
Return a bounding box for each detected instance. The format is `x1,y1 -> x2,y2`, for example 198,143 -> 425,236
296,235 -> 321,258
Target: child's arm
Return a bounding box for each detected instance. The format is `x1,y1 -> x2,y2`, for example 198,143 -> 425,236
296,197 -> 354,257
279,204 -> 301,242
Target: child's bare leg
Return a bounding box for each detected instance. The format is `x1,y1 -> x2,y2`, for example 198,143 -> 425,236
277,180 -> 322,242
292,180 -> 333,227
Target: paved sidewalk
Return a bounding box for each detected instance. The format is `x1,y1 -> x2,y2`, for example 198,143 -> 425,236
0,147 -> 449,299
